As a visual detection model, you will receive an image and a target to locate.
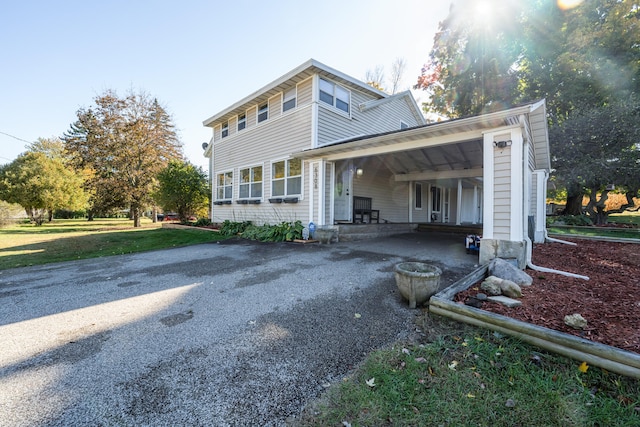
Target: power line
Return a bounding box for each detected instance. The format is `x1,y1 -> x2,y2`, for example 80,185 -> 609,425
0,131 -> 33,144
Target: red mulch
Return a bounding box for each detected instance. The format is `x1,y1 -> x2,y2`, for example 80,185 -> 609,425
455,238 -> 640,354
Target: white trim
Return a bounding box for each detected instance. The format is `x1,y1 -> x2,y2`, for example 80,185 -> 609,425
510,128 -> 524,241
329,161 -> 335,225
283,87 -> 296,112
318,77 -> 352,118
237,163 -> 264,200
319,160 -> 326,226
308,161 -> 315,224
215,169 -> 234,201
395,167 -> 483,182
311,75 -> 319,148
456,179 -> 462,225
269,157 -> 304,199
482,133 -> 495,239
534,170 -> 548,243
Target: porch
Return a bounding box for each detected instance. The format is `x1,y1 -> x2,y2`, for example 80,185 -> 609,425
334,222 -> 482,242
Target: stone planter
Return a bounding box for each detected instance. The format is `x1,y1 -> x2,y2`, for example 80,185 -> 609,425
394,262 -> 442,308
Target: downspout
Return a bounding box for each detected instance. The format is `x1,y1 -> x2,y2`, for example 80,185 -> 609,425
520,117 -> 589,280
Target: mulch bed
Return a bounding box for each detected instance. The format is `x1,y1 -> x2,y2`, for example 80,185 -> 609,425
454,238 -> 640,354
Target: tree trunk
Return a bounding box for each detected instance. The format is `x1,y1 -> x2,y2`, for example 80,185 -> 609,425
132,204 -> 141,227
564,193 -> 584,215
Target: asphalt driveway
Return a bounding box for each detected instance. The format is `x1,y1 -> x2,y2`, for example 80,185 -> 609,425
0,232 -> 478,426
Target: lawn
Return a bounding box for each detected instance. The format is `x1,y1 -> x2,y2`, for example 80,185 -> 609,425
0,218 -> 226,270
296,319 -> 640,427
548,213 -> 640,240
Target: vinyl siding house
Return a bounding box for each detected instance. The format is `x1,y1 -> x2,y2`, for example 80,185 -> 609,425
203,59 -> 551,267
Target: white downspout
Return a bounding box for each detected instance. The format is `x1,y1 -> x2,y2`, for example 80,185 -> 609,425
520,117 -> 589,280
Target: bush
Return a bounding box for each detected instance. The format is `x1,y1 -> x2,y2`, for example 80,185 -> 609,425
219,220 -> 303,242
219,220 -> 252,236
54,209 -> 87,219
194,218 -> 212,227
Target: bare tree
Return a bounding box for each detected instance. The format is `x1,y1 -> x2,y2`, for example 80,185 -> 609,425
389,57 -> 407,95
365,65 -> 385,92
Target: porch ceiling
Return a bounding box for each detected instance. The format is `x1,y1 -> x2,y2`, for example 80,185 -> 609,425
376,139 -> 484,175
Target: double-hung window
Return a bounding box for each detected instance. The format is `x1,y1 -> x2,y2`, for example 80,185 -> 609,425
216,171 -> 233,200
258,103 -> 268,123
319,78 -> 350,114
283,88 -> 296,112
239,165 -> 263,199
221,121 -> 229,138
238,113 -> 246,131
271,158 -> 302,197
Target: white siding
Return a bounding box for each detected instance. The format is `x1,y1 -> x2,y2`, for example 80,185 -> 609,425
297,78 -> 313,107
212,108 -> 313,225
493,144 -> 511,239
317,87 -> 422,147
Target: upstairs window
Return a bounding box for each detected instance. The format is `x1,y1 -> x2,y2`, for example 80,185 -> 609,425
216,171 -> 233,200
272,158 -> 302,197
221,121 -> 229,138
283,88 -> 296,112
239,165 -> 263,199
258,103 -> 268,123
400,121 -> 409,130
238,113 -> 246,131
319,78 -> 350,114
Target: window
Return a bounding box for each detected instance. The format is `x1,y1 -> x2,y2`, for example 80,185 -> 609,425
221,122 -> 229,138
400,121 -> 409,130
216,171 -> 233,200
272,158 -> 302,197
239,165 -> 263,199
415,183 -> 422,209
319,78 -> 350,114
238,113 -> 246,131
258,103 -> 268,123
283,88 -> 296,112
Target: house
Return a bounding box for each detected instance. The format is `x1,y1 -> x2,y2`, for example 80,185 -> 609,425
202,59 -> 551,267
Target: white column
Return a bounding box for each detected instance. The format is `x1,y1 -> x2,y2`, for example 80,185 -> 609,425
472,185 -> 478,224
456,179 -> 462,225
510,129 -> 524,241
482,133 -> 495,239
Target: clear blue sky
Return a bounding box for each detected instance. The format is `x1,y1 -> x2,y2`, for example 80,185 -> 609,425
1,0 -> 451,170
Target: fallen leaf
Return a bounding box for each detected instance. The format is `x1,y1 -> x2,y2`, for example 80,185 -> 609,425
412,406 -> 419,414
578,361 -> 589,373
342,421 -> 352,427
428,367 -> 435,376
448,361 -> 459,370
402,348 -> 410,355
466,393 -> 475,398
354,313 -> 361,319
366,378 -> 376,387
505,398 -> 516,407
415,357 -> 427,363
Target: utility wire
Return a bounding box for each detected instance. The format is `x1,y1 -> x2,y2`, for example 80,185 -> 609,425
0,131 -> 33,144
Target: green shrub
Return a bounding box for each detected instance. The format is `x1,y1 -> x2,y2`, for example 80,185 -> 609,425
194,218 -> 212,227
219,220 -> 252,236
222,220 -> 304,242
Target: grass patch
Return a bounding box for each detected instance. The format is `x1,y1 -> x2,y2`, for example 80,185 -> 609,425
297,325 -> 640,426
0,218 -> 226,270
547,226 -> 639,239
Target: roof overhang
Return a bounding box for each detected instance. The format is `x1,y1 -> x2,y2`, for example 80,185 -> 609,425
202,59 -> 388,128
293,100 -> 550,172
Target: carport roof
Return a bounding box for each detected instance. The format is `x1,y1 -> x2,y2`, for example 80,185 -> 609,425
293,100 -> 550,172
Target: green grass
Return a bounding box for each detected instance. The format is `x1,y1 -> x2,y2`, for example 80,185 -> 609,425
608,212 -> 640,226
297,324 -> 640,426
548,213 -> 640,239
0,218 -> 226,270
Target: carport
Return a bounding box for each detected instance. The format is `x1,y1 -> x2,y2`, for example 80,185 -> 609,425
295,100 -> 551,268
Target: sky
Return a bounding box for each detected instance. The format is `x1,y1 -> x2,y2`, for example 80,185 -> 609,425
0,0 -> 452,170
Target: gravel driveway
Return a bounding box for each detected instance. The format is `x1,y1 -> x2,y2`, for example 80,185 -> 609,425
0,232 -> 477,426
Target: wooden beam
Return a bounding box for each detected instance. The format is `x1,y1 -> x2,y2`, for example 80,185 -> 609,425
394,167 -> 483,182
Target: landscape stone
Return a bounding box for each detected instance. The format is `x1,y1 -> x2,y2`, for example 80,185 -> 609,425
487,295 -> 522,308
498,279 -> 522,298
489,258 -> 533,286
480,276 -> 502,296
564,313 -> 588,329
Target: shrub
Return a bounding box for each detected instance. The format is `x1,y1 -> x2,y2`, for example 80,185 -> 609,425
194,218 -> 212,227
219,220 -> 252,236
220,220 -> 304,242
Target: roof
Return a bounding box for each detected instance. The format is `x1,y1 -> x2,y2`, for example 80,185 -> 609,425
202,59 -> 389,127
293,100 -> 551,172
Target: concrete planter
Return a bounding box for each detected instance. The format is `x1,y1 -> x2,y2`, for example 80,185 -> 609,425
314,228 -> 337,244
394,262 -> 442,308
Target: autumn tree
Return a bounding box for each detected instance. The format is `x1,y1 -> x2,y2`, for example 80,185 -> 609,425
64,90 -> 182,226
415,0 -> 640,215
155,160 -> 209,222
366,57 -> 409,94
0,138 -> 87,225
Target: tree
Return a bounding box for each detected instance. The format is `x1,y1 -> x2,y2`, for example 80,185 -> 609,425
365,57 -> 409,94
0,140 -> 87,225
154,160 -> 209,222
64,90 -> 183,226
415,0 -> 640,215
549,98 -> 640,223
